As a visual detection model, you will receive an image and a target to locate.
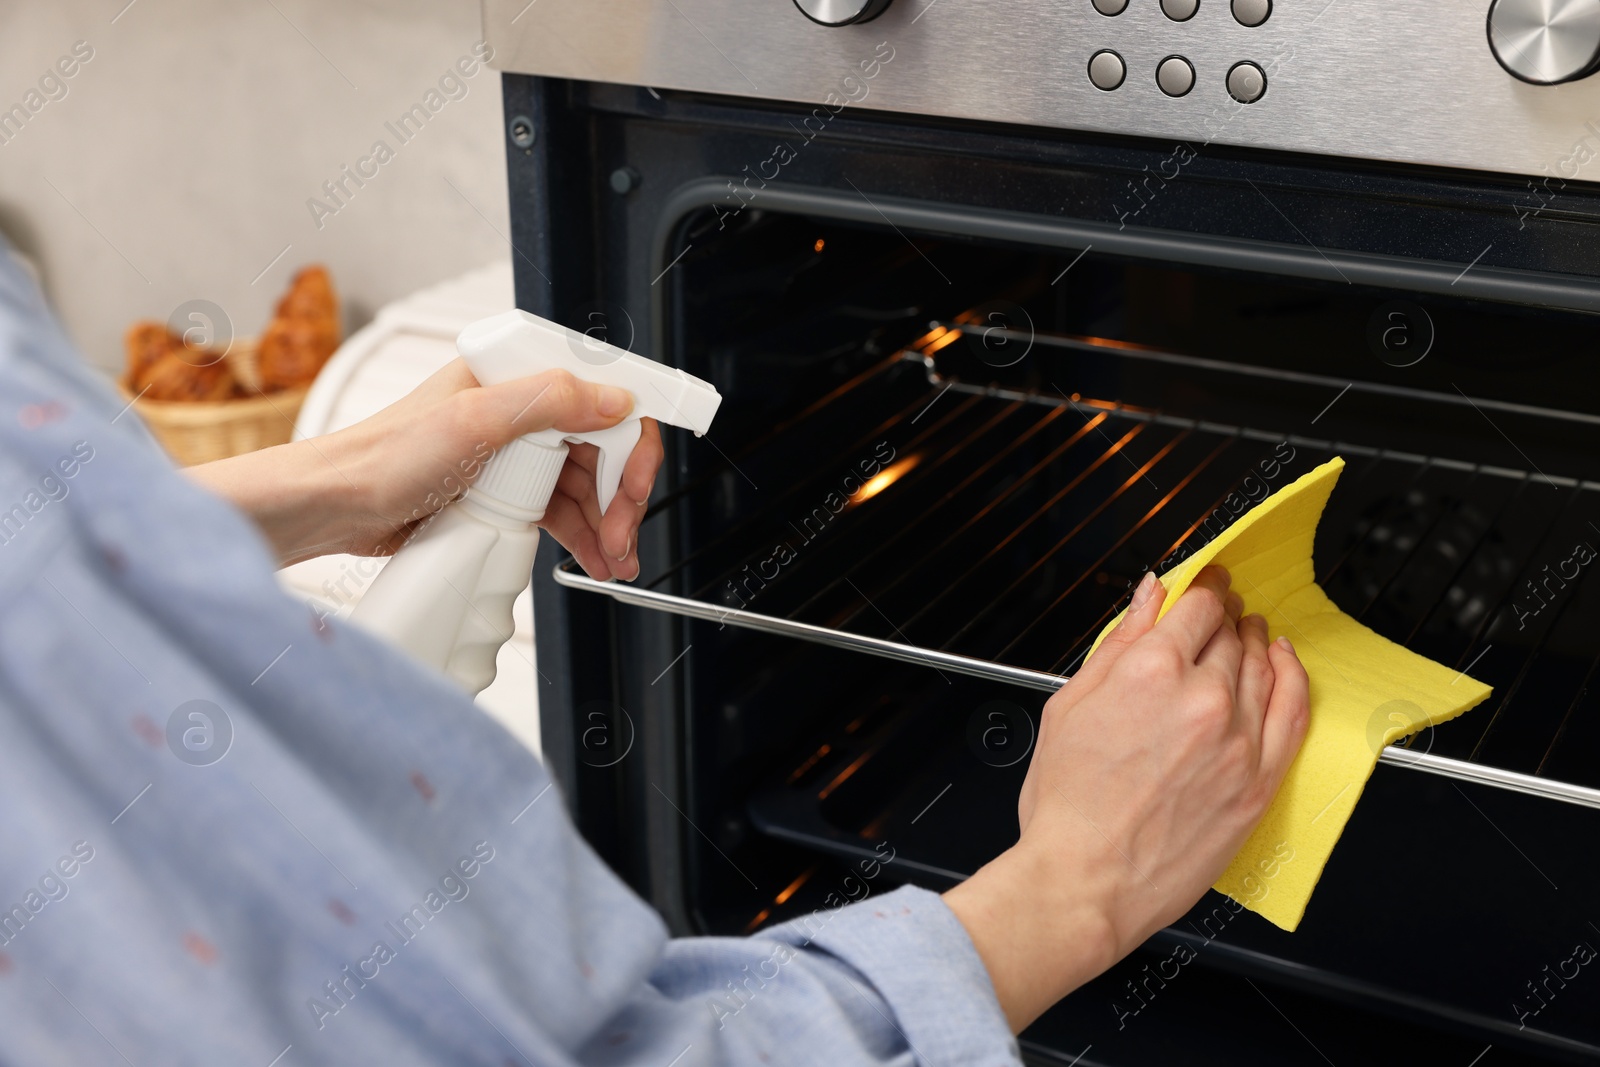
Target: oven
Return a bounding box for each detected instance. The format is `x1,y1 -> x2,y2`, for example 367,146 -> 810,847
483,1 -> 1600,1062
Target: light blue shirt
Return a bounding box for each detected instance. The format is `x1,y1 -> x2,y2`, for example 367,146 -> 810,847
0,249 -> 1019,1066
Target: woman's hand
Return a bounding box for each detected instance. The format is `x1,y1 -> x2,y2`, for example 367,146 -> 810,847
943,565 -> 1309,1032
187,359 -> 664,578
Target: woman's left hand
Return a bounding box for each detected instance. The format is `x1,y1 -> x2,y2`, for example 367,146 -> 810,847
188,358 -> 664,579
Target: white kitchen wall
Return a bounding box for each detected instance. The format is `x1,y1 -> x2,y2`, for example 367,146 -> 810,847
0,0 -> 509,374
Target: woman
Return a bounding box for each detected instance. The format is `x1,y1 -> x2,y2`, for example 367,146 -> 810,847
0,243 -> 1305,1065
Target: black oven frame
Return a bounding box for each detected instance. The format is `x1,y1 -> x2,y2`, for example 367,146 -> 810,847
500,72 -> 1600,1065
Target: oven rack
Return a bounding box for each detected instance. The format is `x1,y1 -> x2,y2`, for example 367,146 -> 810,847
560,570 -> 1600,811
556,334 -> 1600,810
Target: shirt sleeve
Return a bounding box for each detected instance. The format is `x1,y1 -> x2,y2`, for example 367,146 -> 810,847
0,247 -> 1019,1067
582,884 -> 1020,1067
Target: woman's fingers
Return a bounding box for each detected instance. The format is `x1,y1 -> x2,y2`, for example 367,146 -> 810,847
1072,571 -> 1168,688
1194,589 -> 1245,689
1259,636 -> 1311,781
555,460 -> 605,535
539,491 -> 615,581
555,474 -> 641,581
1233,614 -> 1275,729
564,430 -> 658,576
621,417 -> 663,506
457,367 -> 635,447
598,497 -> 639,578
459,367 -> 660,582
1155,565 -> 1233,660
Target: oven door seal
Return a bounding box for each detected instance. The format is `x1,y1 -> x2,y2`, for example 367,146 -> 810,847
650,179 -> 1600,314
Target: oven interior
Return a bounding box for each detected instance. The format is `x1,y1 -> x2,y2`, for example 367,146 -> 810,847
565,206 -> 1600,1064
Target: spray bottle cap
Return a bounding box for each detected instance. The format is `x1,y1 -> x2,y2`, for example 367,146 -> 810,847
455,310 -> 722,518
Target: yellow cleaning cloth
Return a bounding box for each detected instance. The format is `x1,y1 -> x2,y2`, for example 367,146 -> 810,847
1086,457 -> 1492,931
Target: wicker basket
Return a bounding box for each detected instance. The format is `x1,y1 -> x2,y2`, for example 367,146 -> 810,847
116,338 -> 310,467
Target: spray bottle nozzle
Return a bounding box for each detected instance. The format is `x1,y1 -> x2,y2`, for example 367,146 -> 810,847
456,310 -> 722,514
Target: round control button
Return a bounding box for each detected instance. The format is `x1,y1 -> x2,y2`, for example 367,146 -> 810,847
1157,55 -> 1196,97
1488,0 -> 1600,84
1092,0 -> 1128,15
1226,60 -> 1267,102
1162,0 -> 1200,21
1088,49 -> 1127,90
1232,0 -> 1271,26
792,0 -> 892,25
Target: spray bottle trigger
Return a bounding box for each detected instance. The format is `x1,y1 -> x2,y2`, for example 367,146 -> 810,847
529,418 -> 643,514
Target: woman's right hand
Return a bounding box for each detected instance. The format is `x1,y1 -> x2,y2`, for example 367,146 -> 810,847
944,565 -> 1309,1033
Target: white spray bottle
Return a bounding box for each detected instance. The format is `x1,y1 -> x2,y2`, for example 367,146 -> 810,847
351,309 -> 722,695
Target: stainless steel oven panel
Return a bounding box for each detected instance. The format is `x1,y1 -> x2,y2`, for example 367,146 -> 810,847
485,0 -> 1600,184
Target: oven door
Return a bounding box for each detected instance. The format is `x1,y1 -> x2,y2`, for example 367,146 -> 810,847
507,75 -> 1600,1066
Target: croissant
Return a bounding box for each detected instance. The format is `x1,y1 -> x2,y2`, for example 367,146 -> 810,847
124,321 -> 240,402
124,321 -> 174,382
256,265 -> 340,392
136,350 -> 240,402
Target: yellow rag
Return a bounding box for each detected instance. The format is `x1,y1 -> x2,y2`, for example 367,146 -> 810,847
1086,457 -> 1492,931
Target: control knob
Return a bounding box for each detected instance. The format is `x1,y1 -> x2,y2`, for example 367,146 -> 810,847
793,0 -> 893,25
1488,0 -> 1600,84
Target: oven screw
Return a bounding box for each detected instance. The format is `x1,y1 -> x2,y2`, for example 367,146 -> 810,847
609,167 -> 642,195
508,114 -> 536,151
